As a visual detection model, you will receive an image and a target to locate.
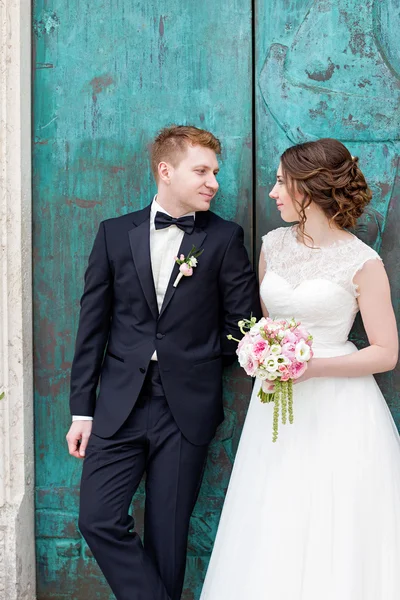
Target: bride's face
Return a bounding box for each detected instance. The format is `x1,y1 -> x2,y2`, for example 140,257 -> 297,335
269,164 -> 303,223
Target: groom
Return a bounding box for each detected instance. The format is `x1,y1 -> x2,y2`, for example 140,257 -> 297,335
66,125 -> 261,600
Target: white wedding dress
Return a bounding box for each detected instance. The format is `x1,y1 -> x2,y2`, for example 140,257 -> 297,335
200,226 -> 400,600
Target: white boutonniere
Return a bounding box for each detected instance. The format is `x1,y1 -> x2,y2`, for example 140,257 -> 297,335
173,245 -> 204,287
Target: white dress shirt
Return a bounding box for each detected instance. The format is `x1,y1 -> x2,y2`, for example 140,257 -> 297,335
73,197 -> 195,421
149,197 -> 195,315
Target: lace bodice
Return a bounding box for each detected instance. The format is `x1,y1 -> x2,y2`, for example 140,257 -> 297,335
260,226 -> 381,350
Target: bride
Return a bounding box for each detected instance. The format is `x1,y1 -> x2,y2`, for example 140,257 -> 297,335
200,138 -> 399,600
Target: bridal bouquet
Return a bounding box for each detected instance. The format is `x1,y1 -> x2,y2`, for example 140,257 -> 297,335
228,317 -> 313,442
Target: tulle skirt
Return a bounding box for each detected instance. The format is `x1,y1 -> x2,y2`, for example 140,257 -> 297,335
200,342 -> 400,600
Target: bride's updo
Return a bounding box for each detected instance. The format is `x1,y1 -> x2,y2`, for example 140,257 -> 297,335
280,138 -> 372,233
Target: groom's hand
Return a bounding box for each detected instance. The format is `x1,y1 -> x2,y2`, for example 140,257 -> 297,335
66,421 -> 93,459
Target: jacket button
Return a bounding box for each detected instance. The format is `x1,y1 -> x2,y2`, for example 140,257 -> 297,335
156,333 -> 164,340
139,367 -> 146,374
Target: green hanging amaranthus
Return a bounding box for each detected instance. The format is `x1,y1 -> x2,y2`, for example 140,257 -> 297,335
228,315 -> 313,442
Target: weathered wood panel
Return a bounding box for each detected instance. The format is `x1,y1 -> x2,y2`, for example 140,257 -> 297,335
256,0 -> 400,420
32,1 -> 253,598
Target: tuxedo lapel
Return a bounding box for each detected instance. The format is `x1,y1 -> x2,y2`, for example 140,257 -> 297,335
159,221 -> 207,319
128,206 -> 159,320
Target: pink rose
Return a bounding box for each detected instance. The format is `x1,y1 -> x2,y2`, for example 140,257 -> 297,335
288,361 -> 307,379
244,354 -> 259,377
251,334 -> 264,345
252,339 -> 269,361
281,342 -> 296,360
179,263 -> 193,277
292,325 -> 309,342
237,333 -> 251,352
238,344 -> 259,376
282,330 -> 297,344
277,364 -> 290,382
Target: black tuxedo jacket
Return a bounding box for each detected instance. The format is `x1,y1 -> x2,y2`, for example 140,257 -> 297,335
70,205 -> 261,445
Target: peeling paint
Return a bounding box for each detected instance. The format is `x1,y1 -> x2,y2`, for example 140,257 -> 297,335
342,113 -> 368,130
259,0 -> 400,142
159,15 -> 165,37
89,75 -> 114,96
33,11 -> 60,37
309,100 -> 329,119
306,58 -> 337,82
65,197 -> 102,209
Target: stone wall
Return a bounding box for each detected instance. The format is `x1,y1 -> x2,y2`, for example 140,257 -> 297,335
0,0 -> 36,597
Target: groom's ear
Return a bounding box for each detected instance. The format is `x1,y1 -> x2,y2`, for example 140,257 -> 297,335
158,161 -> 173,184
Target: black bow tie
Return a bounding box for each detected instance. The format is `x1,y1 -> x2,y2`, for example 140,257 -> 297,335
154,212 -> 195,234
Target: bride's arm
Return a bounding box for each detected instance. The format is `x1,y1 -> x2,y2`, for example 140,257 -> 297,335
258,250 -> 269,318
301,259 -> 398,381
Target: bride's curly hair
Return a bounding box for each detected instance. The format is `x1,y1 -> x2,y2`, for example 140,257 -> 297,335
280,138 -> 372,241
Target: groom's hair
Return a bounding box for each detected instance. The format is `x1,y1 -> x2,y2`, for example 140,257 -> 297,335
150,125 -> 221,180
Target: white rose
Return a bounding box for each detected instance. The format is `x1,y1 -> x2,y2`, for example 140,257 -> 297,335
295,339 -> 311,363
265,356 -> 278,373
256,368 -> 269,380
276,354 -> 289,365
265,372 -> 278,381
249,326 -> 260,337
270,344 -> 281,356
238,347 -> 250,368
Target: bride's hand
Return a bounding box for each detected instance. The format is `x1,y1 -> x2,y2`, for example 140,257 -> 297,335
263,359 -> 320,391
266,358 -> 320,394
294,359 -> 320,384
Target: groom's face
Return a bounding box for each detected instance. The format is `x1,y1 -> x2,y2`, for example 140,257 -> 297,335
168,144 -> 220,213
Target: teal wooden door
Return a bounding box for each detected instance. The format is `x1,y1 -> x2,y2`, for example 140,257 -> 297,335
32,1 -> 253,598
33,1 -> 400,598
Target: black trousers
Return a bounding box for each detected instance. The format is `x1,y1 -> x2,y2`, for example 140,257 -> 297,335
79,363 -> 209,600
